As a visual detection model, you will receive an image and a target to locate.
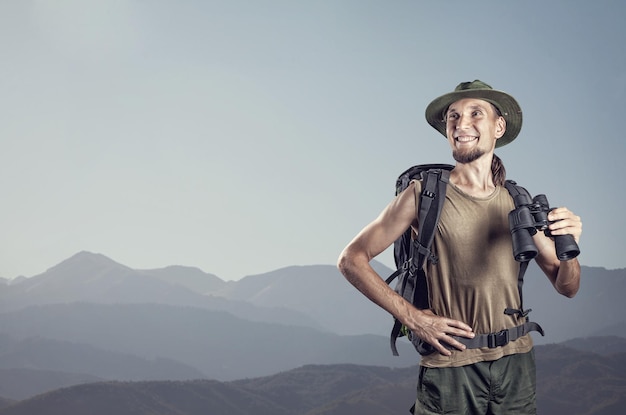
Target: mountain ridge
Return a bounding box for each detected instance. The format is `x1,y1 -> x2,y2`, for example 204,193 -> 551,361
0,302 -> 419,384
0,251 -> 624,408
0,251 -> 324,331
0,340 -> 624,415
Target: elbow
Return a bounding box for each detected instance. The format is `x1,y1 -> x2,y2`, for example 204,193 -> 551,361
557,285 -> 579,299
555,279 -> 580,298
336,249 -> 353,279
337,246 -> 368,284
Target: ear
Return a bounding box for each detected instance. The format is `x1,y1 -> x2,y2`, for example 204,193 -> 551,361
495,116 -> 506,139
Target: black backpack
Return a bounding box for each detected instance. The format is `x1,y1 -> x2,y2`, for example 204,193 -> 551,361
385,164 -> 544,356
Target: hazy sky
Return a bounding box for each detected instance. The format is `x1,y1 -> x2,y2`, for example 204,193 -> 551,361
1,0 -> 625,280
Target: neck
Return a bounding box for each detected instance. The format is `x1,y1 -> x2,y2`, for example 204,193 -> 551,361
450,156 -> 496,197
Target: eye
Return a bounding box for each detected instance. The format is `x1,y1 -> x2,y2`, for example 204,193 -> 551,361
446,112 -> 459,121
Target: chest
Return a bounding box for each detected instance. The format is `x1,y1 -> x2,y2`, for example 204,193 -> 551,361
437,186 -> 514,246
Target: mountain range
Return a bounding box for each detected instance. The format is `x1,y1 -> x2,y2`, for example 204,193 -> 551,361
0,338 -> 625,415
0,251 -> 624,413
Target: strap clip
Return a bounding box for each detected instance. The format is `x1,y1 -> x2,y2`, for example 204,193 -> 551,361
487,329 -> 510,348
504,307 -> 532,319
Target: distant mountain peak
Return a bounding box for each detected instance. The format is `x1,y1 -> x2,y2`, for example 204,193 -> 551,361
53,251 -> 129,271
31,251 -> 134,283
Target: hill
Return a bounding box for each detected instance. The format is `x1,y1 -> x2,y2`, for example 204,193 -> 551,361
0,252 -> 624,402
0,251 -> 322,330
3,252 -> 625,343
0,368 -> 102,401
0,302 -> 419,389
0,340 -> 624,415
0,333 -> 203,385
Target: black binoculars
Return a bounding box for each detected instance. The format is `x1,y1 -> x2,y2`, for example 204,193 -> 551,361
508,193 -> 580,262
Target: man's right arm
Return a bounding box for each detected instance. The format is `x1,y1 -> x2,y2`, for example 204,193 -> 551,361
336,182 -> 474,356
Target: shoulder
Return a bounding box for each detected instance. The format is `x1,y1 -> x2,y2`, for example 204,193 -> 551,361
395,179 -> 421,210
409,178 -> 422,193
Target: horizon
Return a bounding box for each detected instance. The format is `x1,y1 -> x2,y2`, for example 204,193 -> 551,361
1,250 -> 624,282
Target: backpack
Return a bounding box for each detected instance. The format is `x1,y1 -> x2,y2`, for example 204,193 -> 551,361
385,164 -> 545,356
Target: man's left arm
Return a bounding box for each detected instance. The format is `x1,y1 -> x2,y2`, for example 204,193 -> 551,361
533,207 -> 582,298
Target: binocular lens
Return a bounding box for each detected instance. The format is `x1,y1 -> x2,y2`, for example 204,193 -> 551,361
554,234 -> 580,261
509,209 -> 538,261
511,230 -> 538,261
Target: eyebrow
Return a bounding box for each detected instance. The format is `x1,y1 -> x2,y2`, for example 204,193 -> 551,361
446,103 -> 490,114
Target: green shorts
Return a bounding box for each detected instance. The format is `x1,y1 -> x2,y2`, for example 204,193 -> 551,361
412,350 -> 537,415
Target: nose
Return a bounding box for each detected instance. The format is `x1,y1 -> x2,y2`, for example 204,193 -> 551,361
456,114 -> 471,129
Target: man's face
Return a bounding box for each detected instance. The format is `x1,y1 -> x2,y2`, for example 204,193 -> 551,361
445,98 -> 506,164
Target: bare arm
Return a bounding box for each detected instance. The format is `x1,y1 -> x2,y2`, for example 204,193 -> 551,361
337,182 -> 474,355
533,207 -> 582,298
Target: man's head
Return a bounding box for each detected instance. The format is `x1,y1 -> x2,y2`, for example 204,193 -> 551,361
444,97 -> 506,163
425,80 -> 522,148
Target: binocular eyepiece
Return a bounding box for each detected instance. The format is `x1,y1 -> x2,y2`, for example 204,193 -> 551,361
508,193 -> 580,262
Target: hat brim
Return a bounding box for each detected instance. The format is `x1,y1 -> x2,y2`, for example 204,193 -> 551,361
425,89 -> 522,148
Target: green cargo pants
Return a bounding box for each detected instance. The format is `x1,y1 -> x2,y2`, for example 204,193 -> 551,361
412,350 -> 536,415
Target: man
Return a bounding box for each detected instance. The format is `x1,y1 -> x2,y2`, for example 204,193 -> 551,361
337,80 -> 582,414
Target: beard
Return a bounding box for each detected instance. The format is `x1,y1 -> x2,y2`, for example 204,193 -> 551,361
453,147 -> 485,164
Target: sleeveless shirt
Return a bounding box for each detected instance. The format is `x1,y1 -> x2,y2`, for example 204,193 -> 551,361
413,180 -> 534,368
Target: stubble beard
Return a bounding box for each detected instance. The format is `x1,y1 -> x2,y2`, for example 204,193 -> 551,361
453,147 -> 485,164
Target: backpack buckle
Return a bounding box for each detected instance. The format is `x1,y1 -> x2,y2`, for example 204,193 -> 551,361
487,329 -> 510,348
422,189 -> 435,199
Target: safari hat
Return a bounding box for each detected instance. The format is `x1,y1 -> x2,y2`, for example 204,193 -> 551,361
425,80 -> 523,147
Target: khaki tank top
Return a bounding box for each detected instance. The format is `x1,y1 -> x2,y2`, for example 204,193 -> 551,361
413,180 -> 533,368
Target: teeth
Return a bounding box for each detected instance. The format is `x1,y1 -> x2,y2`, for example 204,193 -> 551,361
457,136 -> 477,142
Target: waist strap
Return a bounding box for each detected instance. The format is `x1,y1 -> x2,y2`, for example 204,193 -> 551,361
453,321 -> 544,349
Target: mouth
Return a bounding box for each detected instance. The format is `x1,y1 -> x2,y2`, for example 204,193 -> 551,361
455,135 -> 478,144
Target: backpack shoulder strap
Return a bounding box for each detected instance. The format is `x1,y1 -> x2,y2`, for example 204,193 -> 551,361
388,165 -> 451,356
503,179 -> 533,318
413,168 -> 450,270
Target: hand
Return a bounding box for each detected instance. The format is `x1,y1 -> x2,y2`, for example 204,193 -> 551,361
409,309 -> 474,356
548,207 -> 582,243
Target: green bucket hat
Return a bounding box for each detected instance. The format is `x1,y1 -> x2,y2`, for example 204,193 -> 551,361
425,80 -> 523,148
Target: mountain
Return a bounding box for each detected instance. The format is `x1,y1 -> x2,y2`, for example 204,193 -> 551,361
535,343 -> 626,415
172,258 -> 626,344
0,251 -> 624,404
0,379 -> 291,415
559,335 -> 626,355
5,252 -> 624,344
0,365 -> 419,415
0,302 -> 419,385
139,265 -> 226,294
0,368 -> 102,401
232,364 -> 417,415
211,262 -> 394,336
0,333 -> 203,386
0,397 -> 14,411
0,252 -> 323,330
522,264 -> 626,344
214,261 -> 626,344
1,340 -> 624,415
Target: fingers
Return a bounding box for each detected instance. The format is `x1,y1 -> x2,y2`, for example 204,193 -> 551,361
432,335 -> 469,356
436,320 -> 475,356
446,317 -> 474,334
548,207 -> 583,242
414,312 -> 474,356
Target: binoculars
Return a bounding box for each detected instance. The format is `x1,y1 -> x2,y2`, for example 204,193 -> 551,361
508,193 -> 580,262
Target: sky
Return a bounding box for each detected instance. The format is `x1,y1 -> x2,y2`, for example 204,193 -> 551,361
1,0 -> 625,281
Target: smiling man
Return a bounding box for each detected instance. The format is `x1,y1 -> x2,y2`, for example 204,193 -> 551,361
337,80 -> 582,414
